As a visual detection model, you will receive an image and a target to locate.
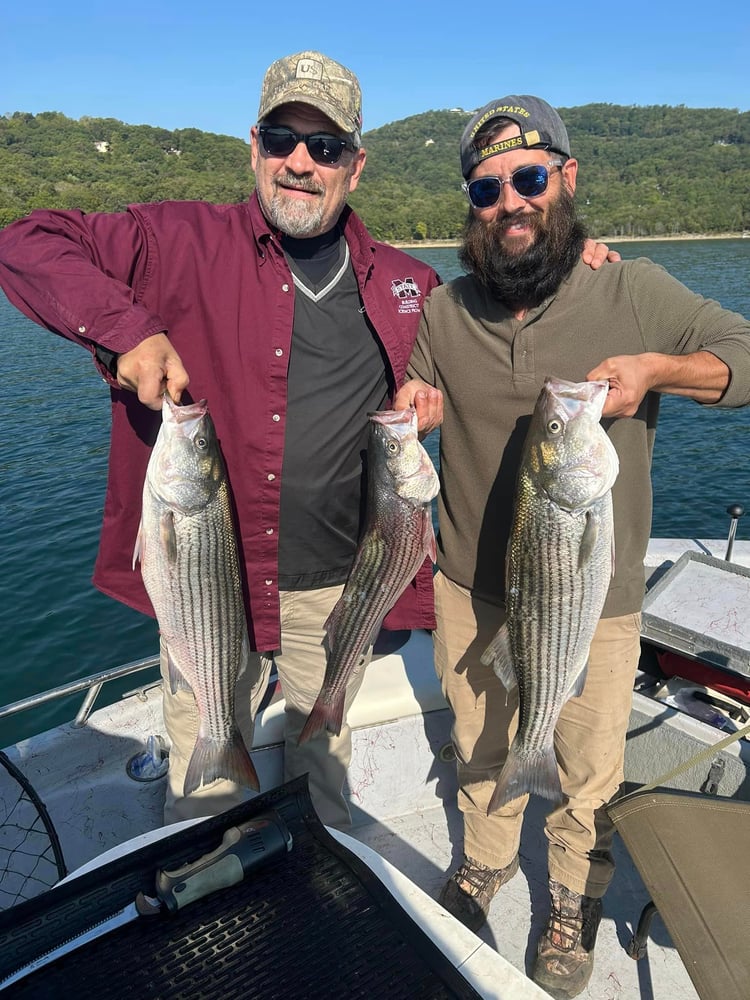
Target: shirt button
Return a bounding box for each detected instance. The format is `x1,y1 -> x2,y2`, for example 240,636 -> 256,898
267,473 -> 276,481
272,414 -> 280,422
78,325 -> 86,334
282,283 -> 290,292
275,348 -> 283,356
266,528 -> 274,535
265,579 -> 273,586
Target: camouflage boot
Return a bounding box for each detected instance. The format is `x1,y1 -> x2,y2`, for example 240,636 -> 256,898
437,853 -> 519,932
531,879 -> 602,999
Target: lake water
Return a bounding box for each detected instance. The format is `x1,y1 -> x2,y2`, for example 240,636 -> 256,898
1,237 -> 749,745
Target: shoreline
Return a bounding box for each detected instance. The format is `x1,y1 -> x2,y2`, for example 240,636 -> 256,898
393,232 -> 748,249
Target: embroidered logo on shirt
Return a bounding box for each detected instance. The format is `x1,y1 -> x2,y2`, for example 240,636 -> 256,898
391,276 -> 422,314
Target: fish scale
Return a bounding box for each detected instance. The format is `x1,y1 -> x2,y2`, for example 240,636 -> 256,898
511,504 -> 611,753
182,502 -> 237,729
482,378 -> 619,811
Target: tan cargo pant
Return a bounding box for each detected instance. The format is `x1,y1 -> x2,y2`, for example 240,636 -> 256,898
433,570 -> 641,898
161,585 -> 370,829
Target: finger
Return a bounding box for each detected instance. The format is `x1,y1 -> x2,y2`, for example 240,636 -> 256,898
137,371 -> 170,410
165,362 -> 190,405
393,384 -> 413,410
413,388 -> 442,434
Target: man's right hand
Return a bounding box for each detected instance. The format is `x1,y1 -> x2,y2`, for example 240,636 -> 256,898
116,332 -> 190,410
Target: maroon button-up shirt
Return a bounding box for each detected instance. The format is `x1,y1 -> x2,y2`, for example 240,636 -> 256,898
0,195 -> 441,649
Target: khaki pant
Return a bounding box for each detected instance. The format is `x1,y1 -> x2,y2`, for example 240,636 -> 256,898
433,571 -> 641,897
161,585 -> 371,829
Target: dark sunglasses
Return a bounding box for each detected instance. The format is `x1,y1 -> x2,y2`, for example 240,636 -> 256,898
462,160 -> 563,209
258,125 -> 355,165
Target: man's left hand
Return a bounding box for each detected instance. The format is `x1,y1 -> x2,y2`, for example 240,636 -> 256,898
393,379 -> 443,436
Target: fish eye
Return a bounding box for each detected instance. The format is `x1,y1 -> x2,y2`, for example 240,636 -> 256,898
547,419 -> 563,435
387,440 -> 400,454
195,436 -> 208,450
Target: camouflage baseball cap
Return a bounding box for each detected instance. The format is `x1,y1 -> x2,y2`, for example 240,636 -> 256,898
258,51 -> 362,145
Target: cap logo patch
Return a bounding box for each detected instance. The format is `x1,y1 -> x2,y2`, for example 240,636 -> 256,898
295,58 -> 324,81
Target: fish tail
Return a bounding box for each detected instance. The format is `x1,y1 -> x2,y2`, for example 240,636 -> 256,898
487,743 -> 563,814
182,732 -> 260,797
298,693 -> 346,745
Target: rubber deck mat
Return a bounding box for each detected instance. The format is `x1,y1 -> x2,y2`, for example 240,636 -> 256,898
0,776 -> 482,998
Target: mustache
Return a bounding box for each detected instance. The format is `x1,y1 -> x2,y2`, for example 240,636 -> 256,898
493,209 -> 543,235
274,172 -> 324,195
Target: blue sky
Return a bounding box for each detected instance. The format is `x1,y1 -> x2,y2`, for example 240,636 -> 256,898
4,2 -> 748,141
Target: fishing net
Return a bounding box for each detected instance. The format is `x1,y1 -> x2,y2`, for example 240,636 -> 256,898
0,751 -> 67,909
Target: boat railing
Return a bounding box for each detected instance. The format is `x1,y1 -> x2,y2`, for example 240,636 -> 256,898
0,655 -> 161,729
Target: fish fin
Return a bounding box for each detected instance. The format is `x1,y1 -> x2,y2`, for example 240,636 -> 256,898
577,510 -> 599,569
183,732 -> 260,797
487,741 -> 563,813
160,511 -> 178,564
480,625 -> 517,692
132,520 -> 144,570
166,647 -> 192,696
236,633 -> 250,679
423,514 -> 437,563
298,692 -> 346,745
568,664 -> 588,699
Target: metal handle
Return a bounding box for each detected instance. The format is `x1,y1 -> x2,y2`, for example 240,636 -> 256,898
724,503 -> 745,562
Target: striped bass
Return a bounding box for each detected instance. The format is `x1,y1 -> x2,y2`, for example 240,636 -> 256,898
133,395 -> 259,797
298,408 -> 439,744
481,378 -> 619,812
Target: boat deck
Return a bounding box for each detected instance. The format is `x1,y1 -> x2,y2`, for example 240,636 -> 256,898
6,537 -> 750,997
350,796 -> 700,1000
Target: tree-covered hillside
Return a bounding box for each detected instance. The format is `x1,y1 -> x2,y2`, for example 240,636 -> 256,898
2,105 -> 749,239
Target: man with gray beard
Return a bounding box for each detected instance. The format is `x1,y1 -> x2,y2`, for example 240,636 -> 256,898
395,95 -> 750,998
0,51 -> 445,830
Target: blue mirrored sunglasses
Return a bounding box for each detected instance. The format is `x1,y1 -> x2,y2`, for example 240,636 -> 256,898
258,125 -> 355,165
463,160 -> 564,209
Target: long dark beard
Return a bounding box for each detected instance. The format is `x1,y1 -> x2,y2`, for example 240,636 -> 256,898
458,189 -> 587,309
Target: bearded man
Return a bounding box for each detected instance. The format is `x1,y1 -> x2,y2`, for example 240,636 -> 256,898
395,95 -> 750,998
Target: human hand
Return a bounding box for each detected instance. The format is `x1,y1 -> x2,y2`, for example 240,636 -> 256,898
393,379 -> 443,436
587,354 -> 653,417
116,333 -> 190,410
582,238 -> 621,270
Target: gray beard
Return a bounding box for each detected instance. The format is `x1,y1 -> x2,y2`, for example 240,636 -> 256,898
458,190 -> 587,309
260,176 -> 327,237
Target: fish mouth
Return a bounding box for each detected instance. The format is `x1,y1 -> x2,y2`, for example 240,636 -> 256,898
543,377 -> 610,420
163,395 -> 208,421
368,407 -> 416,427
